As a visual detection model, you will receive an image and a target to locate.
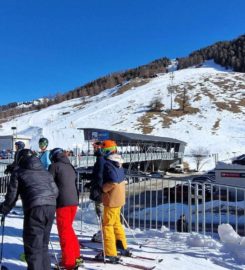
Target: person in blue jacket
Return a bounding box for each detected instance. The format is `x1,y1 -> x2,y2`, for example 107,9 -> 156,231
39,137 -> 51,170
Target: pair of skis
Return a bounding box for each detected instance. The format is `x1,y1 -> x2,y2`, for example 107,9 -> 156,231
81,255 -> 156,270
80,240 -> 163,262
52,256 -> 156,270
79,240 -> 162,270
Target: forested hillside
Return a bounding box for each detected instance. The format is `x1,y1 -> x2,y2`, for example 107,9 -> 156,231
177,34 -> 245,71
1,34 -> 244,123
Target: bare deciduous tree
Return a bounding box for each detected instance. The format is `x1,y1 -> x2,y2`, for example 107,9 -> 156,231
190,147 -> 210,171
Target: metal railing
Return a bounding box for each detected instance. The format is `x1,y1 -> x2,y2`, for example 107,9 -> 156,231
78,173 -> 245,236
0,175 -> 10,196
69,152 -> 177,168
0,162 -> 10,177
1,169 -> 244,237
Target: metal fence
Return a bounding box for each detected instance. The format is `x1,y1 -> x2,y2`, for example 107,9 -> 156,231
1,169 -> 244,237
0,175 -> 10,197
0,161 -> 11,177
68,151 -> 178,168
78,173 -> 245,236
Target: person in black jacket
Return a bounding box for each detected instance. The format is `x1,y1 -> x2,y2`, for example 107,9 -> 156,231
0,149 -> 58,270
85,141 -> 105,218
84,141 -> 105,242
4,141 -> 25,174
48,148 -> 81,270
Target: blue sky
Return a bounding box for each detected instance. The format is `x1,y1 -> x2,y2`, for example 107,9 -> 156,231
0,0 -> 244,105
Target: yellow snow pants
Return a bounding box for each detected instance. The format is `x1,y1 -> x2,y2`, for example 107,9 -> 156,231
102,206 -> 127,256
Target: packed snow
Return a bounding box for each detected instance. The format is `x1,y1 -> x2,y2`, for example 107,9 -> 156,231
0,60 -> 244,171
1,201 -> 245,269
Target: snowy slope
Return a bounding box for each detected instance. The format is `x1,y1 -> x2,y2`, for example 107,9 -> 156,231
0,61 -> 244,170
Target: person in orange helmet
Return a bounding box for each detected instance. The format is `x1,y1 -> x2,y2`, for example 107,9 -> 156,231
95,140 -> 130,263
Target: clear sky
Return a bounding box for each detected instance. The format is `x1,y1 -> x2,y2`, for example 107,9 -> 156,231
0,0 -> 244,105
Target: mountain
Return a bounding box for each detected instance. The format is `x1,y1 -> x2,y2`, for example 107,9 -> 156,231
1,34 -> 244,123
0,59 -> 244,170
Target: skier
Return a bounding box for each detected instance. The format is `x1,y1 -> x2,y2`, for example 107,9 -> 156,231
177,214 -> 188,232
0,149 -> 58,270
4,141 -> 25,174
84,141 -> 104,242
48,148 -> 81,270
38,137 -> 51,170
97,140 -> 130,263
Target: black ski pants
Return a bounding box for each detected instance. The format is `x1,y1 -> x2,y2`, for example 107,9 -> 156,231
23,205 -> 56,270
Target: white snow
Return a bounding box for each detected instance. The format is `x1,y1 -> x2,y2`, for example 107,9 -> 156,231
1,202 -> 245,269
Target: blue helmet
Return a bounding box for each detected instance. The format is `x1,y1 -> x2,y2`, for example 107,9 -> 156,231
49,148 -> 63,162
15,141 -> 25,150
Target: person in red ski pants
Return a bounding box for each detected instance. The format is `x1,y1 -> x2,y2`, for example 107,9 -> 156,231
56,206 -> 81,268
49,148 -> 81,269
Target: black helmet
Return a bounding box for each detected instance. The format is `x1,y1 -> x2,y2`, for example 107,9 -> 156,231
39,137 -> 49,148
15,141 -> 25,150
49,148 -> 63,162
17,149 -> 34,165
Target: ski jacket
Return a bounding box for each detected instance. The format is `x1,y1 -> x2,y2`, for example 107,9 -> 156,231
0,156 -> 58,215
88,155 -> 106,202
102,153 -> 126,208
48,152 -> 79,208
39,150 -> 51,170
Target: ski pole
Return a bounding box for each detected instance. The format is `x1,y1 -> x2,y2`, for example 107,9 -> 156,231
120,213 -> 140,246
99,215 -> 106,263
0,215 -> 8,270
49,240 -> 61,270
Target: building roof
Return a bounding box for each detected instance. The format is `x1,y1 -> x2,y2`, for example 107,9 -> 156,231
79,128 -> 187,146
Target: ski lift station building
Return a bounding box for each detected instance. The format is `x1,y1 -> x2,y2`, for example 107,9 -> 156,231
0,135 -> 31,152
80,128 -> 187,172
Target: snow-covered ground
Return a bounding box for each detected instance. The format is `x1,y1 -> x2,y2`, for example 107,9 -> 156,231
0,61 -> 244,171
1,202 -> 245,270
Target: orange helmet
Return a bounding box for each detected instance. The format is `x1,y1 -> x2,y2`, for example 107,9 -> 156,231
101,140 -> 117,153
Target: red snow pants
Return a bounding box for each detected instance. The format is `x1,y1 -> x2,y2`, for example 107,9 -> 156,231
56,206 -> 80,269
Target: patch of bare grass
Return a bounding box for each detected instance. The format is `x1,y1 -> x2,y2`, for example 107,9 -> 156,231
215,101 -> 241,113
136,111 -> 157,134
113,78 -> 150,96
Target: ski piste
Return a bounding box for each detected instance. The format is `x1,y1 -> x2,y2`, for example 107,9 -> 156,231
79,240 -> 163,262
82,255 -> 156,270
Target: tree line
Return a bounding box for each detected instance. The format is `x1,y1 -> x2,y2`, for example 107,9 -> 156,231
1,34 -> 245,123
177,34 -> 245,72
0,57 -> 170,122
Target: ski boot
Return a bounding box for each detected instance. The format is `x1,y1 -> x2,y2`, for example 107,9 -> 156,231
54,257 -> 83,270
91,230 -> 102,243
117,248 -> 132,257
116,240 -> 132,257
95,251 -> 120,264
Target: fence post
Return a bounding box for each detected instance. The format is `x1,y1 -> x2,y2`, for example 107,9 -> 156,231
194,184 -> 199,233
188,180 -> 192,233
